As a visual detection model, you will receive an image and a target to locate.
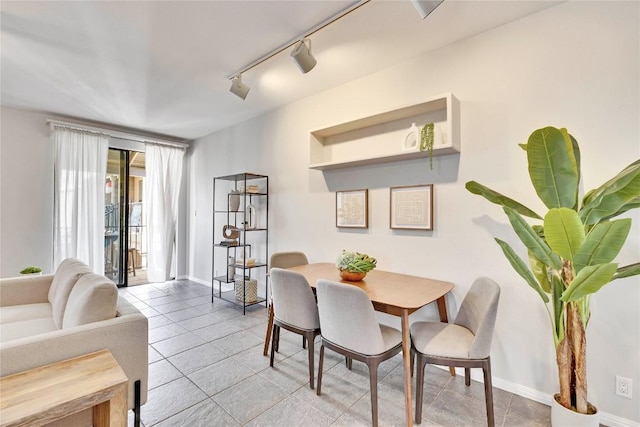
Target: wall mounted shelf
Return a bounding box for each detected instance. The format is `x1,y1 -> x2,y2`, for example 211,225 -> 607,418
309,93 -> 460,170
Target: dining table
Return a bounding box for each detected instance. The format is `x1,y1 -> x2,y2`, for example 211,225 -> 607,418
287,263 -> 455,427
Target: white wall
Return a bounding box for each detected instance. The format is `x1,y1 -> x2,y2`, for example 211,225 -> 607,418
0,108 -> 190,279
0,108 -> 54,275
188,1 -> 639,423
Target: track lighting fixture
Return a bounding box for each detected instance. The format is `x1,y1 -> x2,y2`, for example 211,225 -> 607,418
290,38 -> 317,74
410,0 -> 444,19
229,75 -> 250,100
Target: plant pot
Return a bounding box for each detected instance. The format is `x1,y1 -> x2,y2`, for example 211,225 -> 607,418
339,270 -> 366,281
551,393 -> 598,427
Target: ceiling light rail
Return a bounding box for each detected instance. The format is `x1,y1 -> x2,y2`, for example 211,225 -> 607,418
227,0 -> 444,99
46,119 -> 189,149
227,0 -> 371,99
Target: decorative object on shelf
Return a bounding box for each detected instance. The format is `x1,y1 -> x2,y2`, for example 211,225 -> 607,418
466,126 -> 640,424
336,189 -> 368,228
420,122 -> 435,169
390,184 -> 434,230
221,224 -> 241,245
20,266 -> 42,275
335,250 -> 377,281
402,123 -> 420,151
227,257 -> 235,281
245,202 -> 257,229
235,277 -> 258,303
229,190 -> 241,212
246,184 -> 260,193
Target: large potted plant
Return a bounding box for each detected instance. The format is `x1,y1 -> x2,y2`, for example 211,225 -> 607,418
465,126 -> 640,424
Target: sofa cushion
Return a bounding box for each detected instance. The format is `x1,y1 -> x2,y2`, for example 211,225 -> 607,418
0,317 -> 57,343
0,303 -> 52,324
48,258 -> 92,328
62,274 -> 118,329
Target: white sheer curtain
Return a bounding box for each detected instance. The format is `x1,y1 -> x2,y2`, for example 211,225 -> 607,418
145,143 -> 184,282
52,125 -> 109,273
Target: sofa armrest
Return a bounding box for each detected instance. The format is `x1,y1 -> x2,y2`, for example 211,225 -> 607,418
0,297 -> 148,409
0,274 -> 54,307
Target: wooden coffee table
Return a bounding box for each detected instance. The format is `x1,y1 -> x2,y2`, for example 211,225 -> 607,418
0,349 -> 128,427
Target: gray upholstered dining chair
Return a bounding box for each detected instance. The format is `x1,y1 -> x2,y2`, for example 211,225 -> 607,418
411,277 -> 500,426
269,267 -> 320,389
315,279 -> 403,427
263,251 -> 309,356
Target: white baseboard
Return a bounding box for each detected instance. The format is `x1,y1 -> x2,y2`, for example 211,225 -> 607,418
186,276 -> 210,287
436,367 -> 639,425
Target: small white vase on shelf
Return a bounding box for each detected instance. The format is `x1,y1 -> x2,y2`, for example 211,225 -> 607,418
229,190 -> 240,212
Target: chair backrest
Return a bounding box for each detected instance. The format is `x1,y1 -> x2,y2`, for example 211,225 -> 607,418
270,268 -> 319,330
270,252 -> 309,270
454,277 -> 501,359
316,279 -> 386,355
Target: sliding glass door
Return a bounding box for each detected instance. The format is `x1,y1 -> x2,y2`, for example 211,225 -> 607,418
105,149 -> 147,286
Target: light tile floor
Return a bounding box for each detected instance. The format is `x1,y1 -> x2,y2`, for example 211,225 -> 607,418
120,279 -> 553,427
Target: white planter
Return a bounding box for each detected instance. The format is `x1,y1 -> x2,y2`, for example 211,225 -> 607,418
551,394 -> 599,427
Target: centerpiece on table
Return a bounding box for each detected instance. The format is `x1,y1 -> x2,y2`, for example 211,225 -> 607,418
335,250 -> 377,281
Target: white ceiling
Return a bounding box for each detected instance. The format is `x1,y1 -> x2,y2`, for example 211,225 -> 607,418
1,0 -> 560,141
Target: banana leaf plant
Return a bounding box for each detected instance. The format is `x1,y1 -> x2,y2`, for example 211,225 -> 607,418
466,126 -> 640,414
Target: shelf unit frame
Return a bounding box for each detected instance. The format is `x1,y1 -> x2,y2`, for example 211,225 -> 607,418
212,172 -> 269,314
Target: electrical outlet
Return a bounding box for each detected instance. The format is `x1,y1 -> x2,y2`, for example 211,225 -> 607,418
616,376 -> 632,399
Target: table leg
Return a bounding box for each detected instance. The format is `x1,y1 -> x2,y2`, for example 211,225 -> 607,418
401,308 -> 413,427
436,296 -> 456,377
93,383 -> 127,427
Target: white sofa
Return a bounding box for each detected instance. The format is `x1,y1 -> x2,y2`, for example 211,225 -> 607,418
0,258 -> 148,426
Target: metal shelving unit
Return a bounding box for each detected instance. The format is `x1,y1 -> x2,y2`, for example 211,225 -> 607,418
212,173 -> 268,314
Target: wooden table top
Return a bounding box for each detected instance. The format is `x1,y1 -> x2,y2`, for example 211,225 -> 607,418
0,349 -> 128,427
288,263 -> 454,316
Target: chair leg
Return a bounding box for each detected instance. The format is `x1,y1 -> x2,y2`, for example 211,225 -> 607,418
483,358 -> 495,427
269,325 -> 279,367
368,359 -> 380,427
263,302 -> 274,356
465,367 -> 471,386
303,335 -> 307,349
307,332 -> 315,389
317,345 -> 325,396
410,347 -> 415,377
346,357 -> 352,370
414,354 -> 426,424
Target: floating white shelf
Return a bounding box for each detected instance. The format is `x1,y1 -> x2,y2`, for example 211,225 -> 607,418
309,93 -> 460,171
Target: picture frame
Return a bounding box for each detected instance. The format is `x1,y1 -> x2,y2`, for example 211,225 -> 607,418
336,189 -> 368,228
390,184 -> 433,230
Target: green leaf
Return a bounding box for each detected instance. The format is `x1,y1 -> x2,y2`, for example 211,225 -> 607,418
613,262 -> 640,280
465,181 -> 542,220
503,207 -> 563,270
599,196 -> 640,222
580,160 -> 640,225
495,239 -> 549,303
551,275 -> 566,343
527,127 -> 579,209
543,208 -> 585,261
574,219 -> 631,272
561,263 -> 619,302
529,250 -> 551,293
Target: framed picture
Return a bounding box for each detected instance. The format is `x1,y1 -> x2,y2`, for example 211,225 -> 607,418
336,189 -> 368,228
390,184 -> 433,230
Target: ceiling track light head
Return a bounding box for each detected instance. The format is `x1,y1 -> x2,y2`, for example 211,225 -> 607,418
229,75 -> 250,100
291,38 -> 317,74
411,0 -> 444,19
